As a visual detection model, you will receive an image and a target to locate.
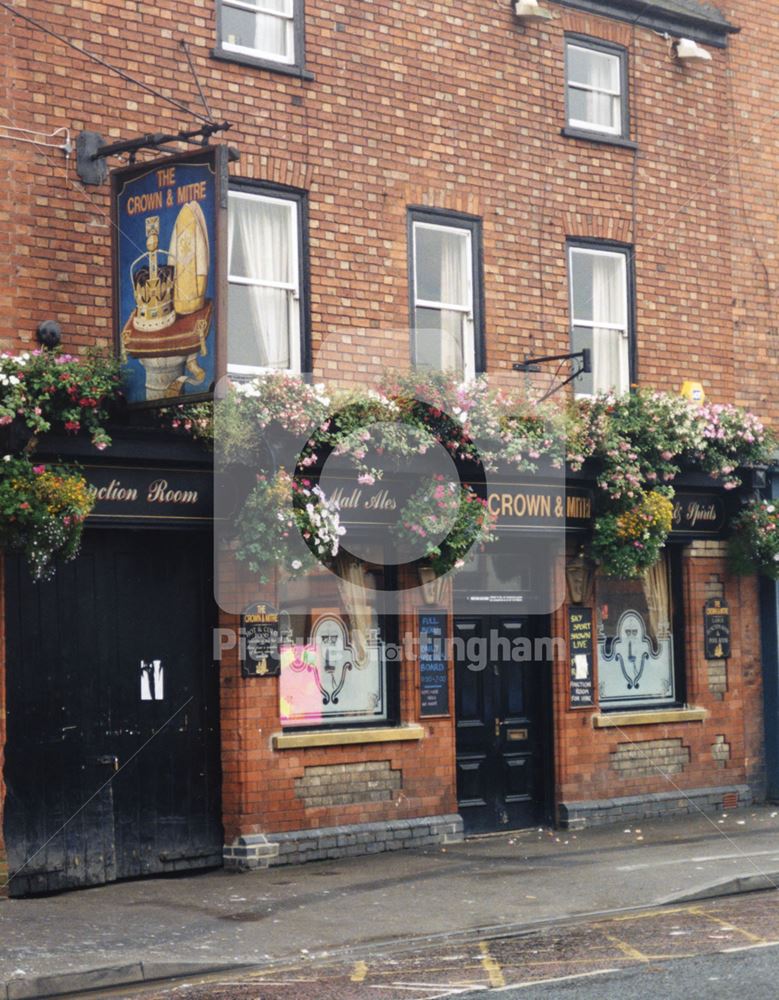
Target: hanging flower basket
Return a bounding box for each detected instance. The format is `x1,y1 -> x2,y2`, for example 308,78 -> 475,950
0,348 -> 122,450
394,475 -> 496,577
729,499 -> 779,579
0,456 -> 94,580
591,487 -> 674,579
233,469 -> 345,584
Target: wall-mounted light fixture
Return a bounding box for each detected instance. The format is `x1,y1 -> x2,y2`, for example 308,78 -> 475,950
674,37 -> 712,61
514,0 -> 553,22
36,320 -> 62,349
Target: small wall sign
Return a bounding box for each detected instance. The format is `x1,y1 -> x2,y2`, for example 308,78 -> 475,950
704,598 -> 731,659
419,611 -> 450,717
241,602 -> 281,677
569,607 -> 595,708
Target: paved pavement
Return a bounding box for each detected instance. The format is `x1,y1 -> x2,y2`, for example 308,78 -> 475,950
1,806 -> 779,998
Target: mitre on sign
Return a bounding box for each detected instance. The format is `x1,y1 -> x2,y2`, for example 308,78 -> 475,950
170,201 -> 209,316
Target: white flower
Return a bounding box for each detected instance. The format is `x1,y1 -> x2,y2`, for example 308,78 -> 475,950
291,559 -> 302,570
768,505 -> 776,514
2,454 -> 11,462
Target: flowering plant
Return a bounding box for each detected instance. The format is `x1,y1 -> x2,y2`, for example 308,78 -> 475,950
0,349 -> 122,451
591,487 -> 674,578
693,403 -> 769,486
234,469 -> 345,583
572,389 -> 773,499
0,456 -> 94,579
158,400 -> 214,445
218,373 -> 775,581
728,499 -> 779,579
395,475 -> 497,576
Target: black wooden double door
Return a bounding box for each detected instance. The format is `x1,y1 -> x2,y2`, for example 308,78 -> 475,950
4,529 -> 222,896
454,615 -> 549,834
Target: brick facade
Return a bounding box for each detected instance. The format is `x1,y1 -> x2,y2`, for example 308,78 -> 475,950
0,0 -> 775,881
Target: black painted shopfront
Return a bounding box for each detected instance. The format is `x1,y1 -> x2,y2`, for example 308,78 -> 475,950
3,432 -> 222,896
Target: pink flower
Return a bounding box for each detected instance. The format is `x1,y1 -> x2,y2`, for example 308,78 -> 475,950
358,473 -> 375,486
94,441 -> 107,451
0,415 -> 12,426
661,451 -> 673,461
32,464 -> 45,475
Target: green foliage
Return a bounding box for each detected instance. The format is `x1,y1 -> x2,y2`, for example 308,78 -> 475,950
0,456 -> 94,579
394,475 -> 496,576
591,487 -> 675,578
729,499 -> 779,579
0,348 -> 122,451
234,470 -> 345,584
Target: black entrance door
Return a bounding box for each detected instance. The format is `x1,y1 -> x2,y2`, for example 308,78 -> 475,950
454,615 -> 549,834
4,529 -> 222,896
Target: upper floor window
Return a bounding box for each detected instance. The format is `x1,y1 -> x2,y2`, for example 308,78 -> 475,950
568,243 -> 631,396
565,37 -> 627,139
217,0 -> 304,72
227,185 -> 307,376
409,211 -> 484,380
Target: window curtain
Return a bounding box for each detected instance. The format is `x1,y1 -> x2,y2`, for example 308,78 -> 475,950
335,554 -> 373,668
438,231 -> 467,372
255,2 -> 289,58
233,198 -> 291,369
642,553 -> 671,648
585,52 -> 617,129
591,255 -> 626,393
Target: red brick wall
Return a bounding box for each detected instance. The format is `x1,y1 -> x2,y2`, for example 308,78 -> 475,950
0,1 -> 746,401
722,0 -> 779,419
0,0 -> 773,852
554,543 -> 764,811
218,558 -> 456,841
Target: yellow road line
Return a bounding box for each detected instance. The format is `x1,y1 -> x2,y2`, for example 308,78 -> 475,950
602,932 -> 651,962
350,960 -> 369,983
689,906 -> 765,943
479,940 -> 507,987
599,904 -> 699,924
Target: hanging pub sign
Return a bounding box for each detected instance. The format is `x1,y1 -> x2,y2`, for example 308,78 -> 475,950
241,602 -> 282,677
419,611 -> 450,716
112,147 -> 227,405
568,607 -> 595,708
704,598 -> 731,659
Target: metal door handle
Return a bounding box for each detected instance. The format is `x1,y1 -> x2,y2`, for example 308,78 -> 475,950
495,718 -> 501,737
97,755 -> 119,772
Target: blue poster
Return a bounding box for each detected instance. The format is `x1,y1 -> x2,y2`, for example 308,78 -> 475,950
114,152 -> 218,404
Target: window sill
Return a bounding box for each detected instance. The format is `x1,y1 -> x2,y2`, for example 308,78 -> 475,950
211,47 -> 315,81
592,707 -> 708,728
272,724 -> 425,750
561,127 -> 638,150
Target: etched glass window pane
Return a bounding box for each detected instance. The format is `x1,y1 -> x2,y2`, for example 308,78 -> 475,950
597,560 -> 675,709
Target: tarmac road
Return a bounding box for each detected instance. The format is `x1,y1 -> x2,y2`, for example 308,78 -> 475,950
97,889 -> 779,1000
